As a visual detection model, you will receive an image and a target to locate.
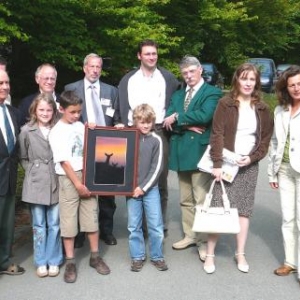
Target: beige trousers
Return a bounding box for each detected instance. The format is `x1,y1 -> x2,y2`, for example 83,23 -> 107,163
178,170 -> 212,240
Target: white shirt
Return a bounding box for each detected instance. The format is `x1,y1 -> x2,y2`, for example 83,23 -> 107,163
185,78 -> 205,98
84,78 -> 100,123
127,68 -> 166,125
49,120 -> 84,175
235,105 -> 257,155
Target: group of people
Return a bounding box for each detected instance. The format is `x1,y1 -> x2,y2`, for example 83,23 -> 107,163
0,40 -> 300,286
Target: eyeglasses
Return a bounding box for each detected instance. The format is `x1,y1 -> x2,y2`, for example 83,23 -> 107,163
40,77 -> 56,82
287,82 -> 300,89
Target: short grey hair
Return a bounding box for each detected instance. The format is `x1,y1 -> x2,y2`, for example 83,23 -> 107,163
83,53 -> 103,66
179,55 -> 201,70
35,63 -> 57,78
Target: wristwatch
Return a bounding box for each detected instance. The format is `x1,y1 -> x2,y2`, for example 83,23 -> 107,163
174,113 -> 179,121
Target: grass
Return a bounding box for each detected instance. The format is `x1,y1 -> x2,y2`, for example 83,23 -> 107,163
263,92 -> 278,113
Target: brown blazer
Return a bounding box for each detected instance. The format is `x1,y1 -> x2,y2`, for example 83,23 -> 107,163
210,96 -> 274,168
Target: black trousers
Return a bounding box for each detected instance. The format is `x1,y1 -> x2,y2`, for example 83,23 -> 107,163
98,195 -> 116,236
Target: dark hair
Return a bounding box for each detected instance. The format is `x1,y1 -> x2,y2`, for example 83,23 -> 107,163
28,93 -> 58,127
59,91 -> 83,109
137,39 -> 158,54
230,63 -> 262,106
0,56 -> 7,67
276,65 -> 300,108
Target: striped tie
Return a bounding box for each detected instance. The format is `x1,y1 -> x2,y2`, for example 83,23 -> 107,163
0,104 -> 15,153
184,88 -> 194,112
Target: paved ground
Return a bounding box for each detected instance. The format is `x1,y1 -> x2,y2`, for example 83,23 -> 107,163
1,158 -> 299,300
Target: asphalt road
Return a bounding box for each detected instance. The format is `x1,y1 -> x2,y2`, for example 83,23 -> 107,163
1,158 -> 299,300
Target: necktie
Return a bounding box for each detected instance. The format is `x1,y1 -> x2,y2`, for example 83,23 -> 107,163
90,85 -> 106,126
0,104 -> 15,153
184,88 -> 194,112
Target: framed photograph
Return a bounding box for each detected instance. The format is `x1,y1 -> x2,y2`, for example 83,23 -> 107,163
83,126 -> 139,196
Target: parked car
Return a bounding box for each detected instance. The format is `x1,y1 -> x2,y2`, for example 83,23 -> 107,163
247,58 -> 277,93
201,63 -> 224,89
276,64 -> 292,77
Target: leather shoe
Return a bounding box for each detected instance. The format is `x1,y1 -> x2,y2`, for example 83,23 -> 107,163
172,236 -> 197,250
274,265 -> 297,276
100,234 -> 117,245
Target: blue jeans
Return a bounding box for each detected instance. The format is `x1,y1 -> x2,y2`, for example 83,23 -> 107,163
30,203 -> 63,267
126,186 -> 164,261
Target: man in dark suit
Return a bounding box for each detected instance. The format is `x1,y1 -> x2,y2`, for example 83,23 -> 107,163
0,70 -> 25,275
18,63 -> 60,126
65,53 -> 122,246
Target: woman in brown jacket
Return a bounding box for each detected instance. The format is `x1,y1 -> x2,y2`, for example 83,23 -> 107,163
203,63 -> 273,274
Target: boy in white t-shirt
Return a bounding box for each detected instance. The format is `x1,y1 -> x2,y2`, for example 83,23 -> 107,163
49,91 -> 110,283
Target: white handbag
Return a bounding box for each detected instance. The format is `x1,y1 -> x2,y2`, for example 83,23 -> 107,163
192,179 -> 240,234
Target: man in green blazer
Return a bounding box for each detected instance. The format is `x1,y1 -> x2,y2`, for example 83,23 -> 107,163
163,56 -> 222,259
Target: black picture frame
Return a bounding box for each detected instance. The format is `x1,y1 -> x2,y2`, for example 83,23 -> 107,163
83,125 -> 139,195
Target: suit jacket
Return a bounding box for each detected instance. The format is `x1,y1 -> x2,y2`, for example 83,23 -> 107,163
0,105 -> 19,196
268,104 -> 298,182
18,92 -> 61,126
64,80 -> 120,126
166,82 -> 222,171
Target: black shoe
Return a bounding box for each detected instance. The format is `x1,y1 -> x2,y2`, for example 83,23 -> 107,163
100,234 -> 117,245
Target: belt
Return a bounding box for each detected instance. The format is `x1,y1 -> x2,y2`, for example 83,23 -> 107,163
154,123 -> 164,131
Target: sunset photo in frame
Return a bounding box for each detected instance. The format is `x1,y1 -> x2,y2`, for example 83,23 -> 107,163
83,126 -> 139,195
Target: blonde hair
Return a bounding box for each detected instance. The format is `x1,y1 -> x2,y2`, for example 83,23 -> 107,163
28,93 -> 58,127
132,104 -> 156,124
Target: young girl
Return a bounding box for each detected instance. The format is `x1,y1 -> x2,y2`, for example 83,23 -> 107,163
19,93 -> 63,277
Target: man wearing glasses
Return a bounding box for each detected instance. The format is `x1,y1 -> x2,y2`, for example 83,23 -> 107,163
18,63 -> 59,126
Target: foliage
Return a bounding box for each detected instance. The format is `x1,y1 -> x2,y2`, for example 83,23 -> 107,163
0,0 -> 300,98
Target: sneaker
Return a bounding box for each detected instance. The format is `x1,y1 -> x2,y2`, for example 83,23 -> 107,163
36,266 -> 48,278
89,256 -> 110,275
48,265 -> 60,277
64,263 -> 77,283
131,260 -> 144,272
151,260 -> 168,271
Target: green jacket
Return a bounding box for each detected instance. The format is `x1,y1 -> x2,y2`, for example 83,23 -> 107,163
166,82 -> 222,171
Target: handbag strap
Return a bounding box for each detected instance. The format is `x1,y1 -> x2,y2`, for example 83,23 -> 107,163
202,179 -> 231,212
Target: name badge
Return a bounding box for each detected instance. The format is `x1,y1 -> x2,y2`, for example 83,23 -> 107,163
100,98 -> 111,106
106,107 -> 115,117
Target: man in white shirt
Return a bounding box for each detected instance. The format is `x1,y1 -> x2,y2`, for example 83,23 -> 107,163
118,39 -> 180,232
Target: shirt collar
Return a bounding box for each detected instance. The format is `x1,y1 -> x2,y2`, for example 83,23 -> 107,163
185,78 -> 204,93
84,78 -> 100,89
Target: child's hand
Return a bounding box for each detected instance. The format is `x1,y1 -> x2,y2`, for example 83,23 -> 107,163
133,187 -> 144,198
76,183 -> 92,198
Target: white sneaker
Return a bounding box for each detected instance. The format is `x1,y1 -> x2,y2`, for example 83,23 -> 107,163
36,266 -> 48,277
48,265 -> 60,277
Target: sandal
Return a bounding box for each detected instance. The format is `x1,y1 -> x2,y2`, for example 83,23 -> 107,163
0,263 -> 25,275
